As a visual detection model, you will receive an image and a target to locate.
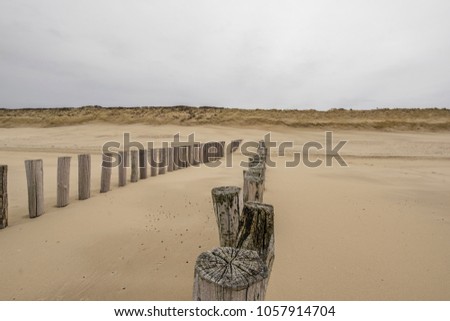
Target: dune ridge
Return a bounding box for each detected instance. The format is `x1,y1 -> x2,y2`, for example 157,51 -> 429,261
1,106 -> 450,131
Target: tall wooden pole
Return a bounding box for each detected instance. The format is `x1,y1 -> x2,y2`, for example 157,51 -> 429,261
158,148 -> 166,175
167,147 -> 174,172
56,156 -> 71,207
173,146 -> 179,170
118,151 -> 127,186
193,143 -> 200,166
188,144 -> 194,167
100,152 -> 112,193
130,150 -> 139,183
139,149 -> 148,179
0,165 -> 8,229
78,154 -> 91,200
150,149 -> 158,177
25,159 -> 44,218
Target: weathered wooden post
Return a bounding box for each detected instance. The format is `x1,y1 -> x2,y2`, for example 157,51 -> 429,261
118,151 -> 127,186
158,148 -> 166,175
56,156 -> 71,207
213,142 -> 218,160
178,145 -> 184,169
199,143 -> 204,164
230,139 -> 241,153
130,150 -> 139,183
216,142 -> 221,158
193,143 -> 200,166
207,142 -> 213,162
236,202 -> 275,273
193,247 -> 268,301
249,155 -> 263,168
184,145 -> 190,167
243,169 -> 248,200
180,146 -> 187,168
139,149 -> 148,179
78,154 -> 91,200
258,140 -> 267,159
211,186 -> 241,247
167,147 -> 174,172
187,145 -> 192,167
0,165 -> 7,229
202,143 -> 208,163
206,142 -> 216,163
188,144 -> 194,166
211,142 -> 218,160
100,152 -> 113,193
25,159 -> 44,218
173,146 -> 179,170
219,141 -> 226,158
243,171 -> 264,203
225,141 -> 232,155
250,164 -> 266,191
150,148 -> 158,177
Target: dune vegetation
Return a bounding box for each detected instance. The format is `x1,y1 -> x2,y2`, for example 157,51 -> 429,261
0,105 -> 449,131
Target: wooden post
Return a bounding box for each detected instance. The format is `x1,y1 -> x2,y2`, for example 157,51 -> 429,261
225,141 -> 232,155
184,145 -> 190,167
243,169 -> 248,201
243,171 -> 264,203
193,247 -> 268,301
173,146 -> 179,170
211,186 -> 241,247
56,156 -> 71,207
177,146 -> 183,168
202,143 -> 208,163
231,139 -> 241,153
78,154 -> 91,200
25,159 -> 44,218
249,155 -> 262,168
130,150 -> 139,183
199,143 -> 204,164
158,148 -> 166,175
0,165 -> 7,229
212,142 -> 217,161
118,151 -> 127,186
185,145 -> 190,167
193,143 -> 200,166
139,149 -> 148,179
167,147 -> 174,172
150,149 -> 158,177
248,165 -> 265,183
186,145 -> 191,167
212,142 -> 218,160
100,152 -> 113,193
179,146 -> 187,168
188,144 -> 194,167
205,142 -> 215,163
249,165 -> 265,191
217,142 -> 221,158
236,202 -> 275,273
219,141 -> 225,158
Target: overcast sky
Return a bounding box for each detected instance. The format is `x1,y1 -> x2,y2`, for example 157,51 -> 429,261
1,0 -> 449,109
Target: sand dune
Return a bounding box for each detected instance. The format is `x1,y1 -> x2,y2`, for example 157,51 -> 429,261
0,124 -> 449,300
1,106 -> 450,131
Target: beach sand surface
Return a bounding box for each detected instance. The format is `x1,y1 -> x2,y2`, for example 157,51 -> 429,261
0,124 -> 449,300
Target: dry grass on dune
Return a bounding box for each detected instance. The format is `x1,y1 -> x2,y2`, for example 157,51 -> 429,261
0,105 -> 449,130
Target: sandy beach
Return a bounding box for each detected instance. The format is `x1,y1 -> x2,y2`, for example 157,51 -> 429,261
0,123 -> 449,300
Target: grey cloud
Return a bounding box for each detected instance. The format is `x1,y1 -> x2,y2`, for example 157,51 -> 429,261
0,0 -> 449,109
